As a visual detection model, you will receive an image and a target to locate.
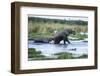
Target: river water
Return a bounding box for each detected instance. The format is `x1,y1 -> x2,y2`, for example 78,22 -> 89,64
28,40 -> 88,57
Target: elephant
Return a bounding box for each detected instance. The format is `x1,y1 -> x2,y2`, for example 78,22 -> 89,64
33,29 -> 75,44
52,29 -> 75,44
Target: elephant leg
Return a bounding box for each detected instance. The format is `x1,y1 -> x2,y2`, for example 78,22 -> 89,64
54,38 -> 60,44
66,37 -> 70,44
63,36 -> 67,44
54,40 -> 60,44
63,40 -> 66,44
53,36 -> 63,44
63,36 -> 70,44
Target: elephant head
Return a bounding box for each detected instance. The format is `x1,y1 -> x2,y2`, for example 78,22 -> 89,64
63,29 -> 76,36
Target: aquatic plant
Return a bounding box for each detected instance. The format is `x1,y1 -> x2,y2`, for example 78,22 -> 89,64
77,54 -> 88,58
28,48 -> 45,58
54,52 -> 74,59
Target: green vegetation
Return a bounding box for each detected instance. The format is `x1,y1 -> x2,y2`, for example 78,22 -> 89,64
77,54 -> 88,58
29,17 -> 87,25
28,17 -> 88,40
28,48 -> 45,59
70,33 -> 88,40
54,52 -> 74,59
28,48 -> 88,60
54,52 -> 88,59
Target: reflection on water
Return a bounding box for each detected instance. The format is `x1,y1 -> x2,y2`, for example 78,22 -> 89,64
28,40 -> 88,57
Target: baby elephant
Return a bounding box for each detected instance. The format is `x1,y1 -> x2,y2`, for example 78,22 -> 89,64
53,29 -> 75,44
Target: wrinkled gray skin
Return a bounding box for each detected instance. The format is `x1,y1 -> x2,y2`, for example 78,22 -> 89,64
52,29 -> 75,44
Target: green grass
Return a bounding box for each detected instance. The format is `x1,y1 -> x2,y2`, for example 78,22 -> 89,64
28,21 -> 88,40
69,33 -> 88,40
77,54 -> 88,58
28,48 -> 45,58
54,52 -> 74,59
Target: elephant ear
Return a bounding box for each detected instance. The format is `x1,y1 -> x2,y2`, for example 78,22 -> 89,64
67,29 -> 75,34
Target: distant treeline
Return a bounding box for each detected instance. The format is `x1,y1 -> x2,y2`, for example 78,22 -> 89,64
28,17 -> 88,25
